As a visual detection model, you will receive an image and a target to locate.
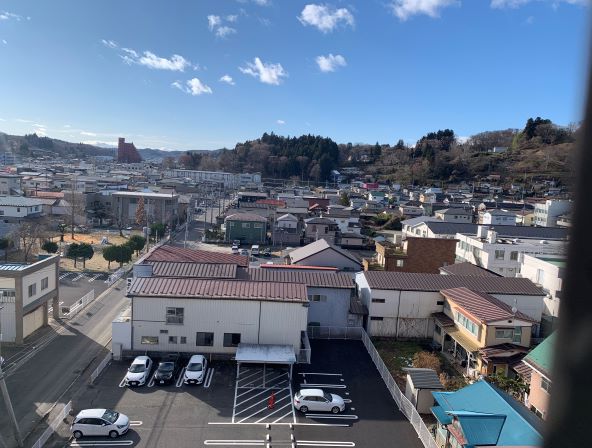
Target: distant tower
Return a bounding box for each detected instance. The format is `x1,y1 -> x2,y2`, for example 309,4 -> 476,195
117,137 -> 142,163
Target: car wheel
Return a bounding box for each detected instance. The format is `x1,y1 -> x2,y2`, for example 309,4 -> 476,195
109,430 -> 119,439
299,406 -> 308,413
331,406 -> 341,414
72,431 -> 83,439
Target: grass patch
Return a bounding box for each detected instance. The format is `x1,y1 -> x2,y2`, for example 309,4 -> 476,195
372,338 -> 426,387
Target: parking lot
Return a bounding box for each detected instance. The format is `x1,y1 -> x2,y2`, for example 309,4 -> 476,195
52,340 -> 423,448
56,271 -> 111,308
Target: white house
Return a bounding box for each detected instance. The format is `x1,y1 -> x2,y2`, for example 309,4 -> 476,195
534,200 -> 571,227
434,208 -> 473,223
520,255 -> 566,318
481,209 -> 517,226
289,239 -> 362,271
0,196 -> 44,219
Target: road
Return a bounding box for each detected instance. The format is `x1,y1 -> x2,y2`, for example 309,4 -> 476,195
0,280 -> 129,448
171,198 -> 231,249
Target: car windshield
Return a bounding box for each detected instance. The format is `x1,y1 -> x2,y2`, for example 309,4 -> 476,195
187,362 -> 203,372
128,363 -> 145,373
102,410 -> 119,424
159,362 -> 175,372
323,392 -> 332,401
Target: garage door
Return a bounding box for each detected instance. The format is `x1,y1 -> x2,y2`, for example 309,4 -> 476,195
23,305 -> 45,339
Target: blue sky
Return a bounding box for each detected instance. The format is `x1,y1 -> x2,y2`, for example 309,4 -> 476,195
0,0 -> 589,150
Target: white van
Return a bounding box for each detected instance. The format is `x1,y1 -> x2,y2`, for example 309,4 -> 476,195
251,245 -> 260,256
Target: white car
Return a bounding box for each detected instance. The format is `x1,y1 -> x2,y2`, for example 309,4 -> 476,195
183,354 -> 208,385
294,388 -> 345,414
71,409 -> 129,439
231,245 -> 239,254
124,356 -> 152,387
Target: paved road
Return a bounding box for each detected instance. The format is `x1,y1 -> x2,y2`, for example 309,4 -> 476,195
0,280 -> 129,448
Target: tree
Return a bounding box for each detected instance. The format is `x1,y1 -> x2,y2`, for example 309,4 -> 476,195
0,238 -> 9,262
41,240 -> 58,254
57,223 -> 67,242
64,188 -> 86,239
102,245 -> 118,270
339,192 -> 350,207
90,201 -> 108,227
14,221 -> 47,261
150,223 -> 166,241
485,373 -> 529,401
127,235 -> 146,256
114,244 -> 133,267
135,196 -> 146,226
78,243 -> 94,269
66,243 -> 81,267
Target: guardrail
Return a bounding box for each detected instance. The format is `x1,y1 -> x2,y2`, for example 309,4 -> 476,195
60,290 -> 95,319
30,401 -> 72,448
90,352 -> 112,384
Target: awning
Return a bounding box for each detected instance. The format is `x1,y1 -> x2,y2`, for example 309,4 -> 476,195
445,328 -> 481,353
235,343 -> 296,364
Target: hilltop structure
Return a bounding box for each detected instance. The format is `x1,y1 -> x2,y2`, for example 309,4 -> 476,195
117,137 -> 142,163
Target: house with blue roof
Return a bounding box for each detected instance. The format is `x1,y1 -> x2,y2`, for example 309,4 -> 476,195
432,380 -> 543,447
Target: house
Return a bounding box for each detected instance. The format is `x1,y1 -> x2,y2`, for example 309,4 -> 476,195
431,380 -> 543,448
434,208 -> 472,223
112,191 -> 179,228
368,191 -> 386,203
303,217 -> 339,244
144,245 -> 249,267
399,203 -> 424,218
339,232 -> 365,249
556,213 -> 571,228
355,271 -> 544,339
521,332 -> 555,419
520,255 -> 565,318
481,209 -> 517,226
403,368 -> 443,414
0,255 -> 60,344
224,213 -> 268,244
434,287 -> 535,378
439,262 -> 501,277
0,196 -> 44,221
273,213 -> 301,246
0,173 -> 23,196
289,239 -> 362,271
534,199 -> 571,227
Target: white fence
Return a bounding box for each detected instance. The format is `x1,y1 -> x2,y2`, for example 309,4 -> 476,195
360,330 -> 439,448
60,290 -> 95,319
90,352 -> 112,384
30,400 -> 72,448
106,268 -> 125,286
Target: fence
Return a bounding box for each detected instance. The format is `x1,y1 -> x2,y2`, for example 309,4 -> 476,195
30,400 -> 72,448
90,352 -> 112,384
60,290 -> 95,319
307,326 -> 363,340
106,268 -> 125,286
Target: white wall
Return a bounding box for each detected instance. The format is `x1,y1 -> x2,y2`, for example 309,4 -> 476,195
520,255 -> 564,317
0,300 -> 15,343
22,263 -> 57,307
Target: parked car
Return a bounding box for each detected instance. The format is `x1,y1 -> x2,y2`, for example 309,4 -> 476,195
124,356 -> 152,387
71,409 -> 130,439
231,245 -> 239,254
183,354 -> 208,385
239,248 -> 249,256
233,239 -> 241,247
154,358 -> 181,385
251,245 -> 260,256
293,388 -> 345,414
261,248 -> 271,257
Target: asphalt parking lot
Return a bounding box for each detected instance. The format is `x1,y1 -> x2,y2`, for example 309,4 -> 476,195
51,340 -> 423,448
57,271 -> 111,308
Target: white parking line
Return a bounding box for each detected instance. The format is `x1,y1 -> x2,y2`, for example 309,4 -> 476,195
254,402 -> 291,423
118,376 -> 127,388
204,441 -> 264,446
209,422 -> 350,427
235,393 -> 286,418
299,384 -> 346,389
237,370 -> 261,384
271,409 -> 293,425
176,368 -> 186,387
296,442 -> 355,447
89,273 -> 101,283
235,387 -> 275,407
129,421 -> 142,426
232,368 -> 239,423
71,441 -> 134,447
298,373 -> 342,376
147,372 -> 157,387
343,399 -> 352,403
236,394 -> 290,423
204,368 -> 215,388
305,414 -> 358,420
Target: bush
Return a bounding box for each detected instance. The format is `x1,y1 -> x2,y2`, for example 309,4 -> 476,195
41,240 -> 58,254
412,351 -> 442,374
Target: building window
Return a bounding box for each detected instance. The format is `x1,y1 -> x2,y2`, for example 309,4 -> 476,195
495,250 -> 505,260
541,377 -> 552,394
370,316 -> 384,321
513,326 -> 522,343
396,259 -> 404,267
308,295 -> 327,302
496,328 -> 514,339
28,283 -> 36,297
196,332 -> 214,346
141,336 -> 159,345
456,312 -> 478,336
229,222 -> 235,228
437,300 -> 444,306
510,251 -> 519,261
168,336 -> 178,344
372,298 -> 386,303
180,336 -> 187,344
242,223 -> 250,229
223,333 -> 241,347
159,329 -> 169,334
41,277 -> 49,290
17,208 -> 20,212
254,223 -> 263,229
530,405 -> 544,419
166,307 -> 184,324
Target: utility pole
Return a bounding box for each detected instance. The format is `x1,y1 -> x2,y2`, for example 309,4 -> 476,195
0,307 -> 23,447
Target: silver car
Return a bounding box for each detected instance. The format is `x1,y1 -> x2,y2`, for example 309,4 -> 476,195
293,388 -> 346,414
71,409 -> 129,439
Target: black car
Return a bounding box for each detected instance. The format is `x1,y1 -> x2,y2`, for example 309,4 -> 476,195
154,360 -> 181,385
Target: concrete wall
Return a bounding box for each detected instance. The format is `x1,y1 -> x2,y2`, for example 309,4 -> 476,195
306,287 -> 352,327
22,263 -> 57,308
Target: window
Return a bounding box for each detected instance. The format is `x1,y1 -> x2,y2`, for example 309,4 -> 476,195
510,251 -> 519,261
308,294 -> 327,302
372,298 -> 386,303
229,222 -> 235,228
541,377 -> 552,394
254,223 -> 263,228
168,336 -> 178,344
159,329 -> 169,334
370,316 -> 384,321
530,405 -> 544,419
28,283 -> 36,297
180,336 -> 187,344
496,328 -> 514,339
456,312 -> 478,336
141,336 -> 159,345
166,307 -> 184,324
17,208 -> 20,212
223,333 -> 241,347
396,259 -> 404,267
513,326 -> 522,343
242,223 -> 250,229
196,332 -> 214,346
495,250 -> 505,260
41,277 -> 48,290
536,269 -> 545,285
437,300 -> 444,306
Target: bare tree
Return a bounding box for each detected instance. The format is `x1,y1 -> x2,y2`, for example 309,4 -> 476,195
63,188 -> 86,239
13,220 -> 48,261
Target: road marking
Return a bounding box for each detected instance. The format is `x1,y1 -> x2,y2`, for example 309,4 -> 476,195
254,402 -> 291,423
299,373 -> 342,376
343,399 -> 352,403
71,441 -> 134,447
60,272 -> 72,280
350,407 -> 355,411
89,273 -> 101,283
296,442 -> 355,447
72,273 -> 85,282
208,422 -> 350,427
236,387 -> 276,407
305,414 -> 358,420
129,421 -> 142,426
176,368 -> 186,387
237,370 -> 262,385
204,441 -> 264,446
204,367 -> 215,388
237,395 -> 290,423
118,376 -> 127,388
272,410 -> 294,425
235,393 -> 287,418
299,384 -> 346,389
289,375 -> 296,424
232,365 -> 240,423
147,372 -> 157,387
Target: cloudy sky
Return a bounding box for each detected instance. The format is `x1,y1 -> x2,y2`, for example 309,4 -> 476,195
0,0 -> 589,150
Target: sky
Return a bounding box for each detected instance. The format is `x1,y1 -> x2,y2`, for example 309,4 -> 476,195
0,0 -> 589,151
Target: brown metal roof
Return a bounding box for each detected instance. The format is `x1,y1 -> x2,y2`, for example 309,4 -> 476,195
441,287 -> 536,323
149,261 -> 237,278
432,312 -> 455,328
145,246 -> 249,267
363,271 -> 543,296
128,277 -> 308,303
439,262 -> 501,277
237,268 -> 354,289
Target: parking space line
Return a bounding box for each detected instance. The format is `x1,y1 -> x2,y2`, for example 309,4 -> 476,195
236,394 -> 290,423
298,373 -> 342,376
289,377 -> 296,424
296,442 -> 355,447
204,441 -> 264,446
71,441 -> 134,446
129,421 -> 142,426
254,402 -> 291,423
176,368 -> 186,387
304,414 -> 358,420
147,372 -> 157,387
271,409 -> 293,424
232,367 -> 239,423
235,392 -> 287,417
118,376 -> 127,388
235,387 -> 274,407
343,399 -> 352,403
204,367 -> 215,388
237,370 -> 262,384
299,384 -> 346,389
208,422 -> 350,427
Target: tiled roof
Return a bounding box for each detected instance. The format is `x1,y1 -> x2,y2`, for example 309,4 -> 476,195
432,312 -> 455,327
289,239 -> 361,265
145,246 -> 249,267
225,213 -> 267,223
238,268 -> 354,289
259,264 -> 339,271
148,261 -> 237,278
441,287 -> 535,323
304,217 -> 337,225
363,271 -> 543,295
523,332 -> 556,378
439,262 -> 501,277
128,277 -> 308,303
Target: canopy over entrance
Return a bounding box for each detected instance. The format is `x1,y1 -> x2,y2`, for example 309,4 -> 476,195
235,343 -> 296,386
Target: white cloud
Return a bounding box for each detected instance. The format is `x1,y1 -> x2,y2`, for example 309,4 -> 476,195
0,118 -> 5,121
298,4 -> 354,33
137,52 -> 191,71
226,14 -> 239,22
219,74 -> 236,85
254,0 -> 271,4
208,15 -> 222,30
316,53 -> 347,72
0,11 -> 21,21
80,131 -> 97,137
276,119 -> 286,125
63,124 -> 71,128
389,0 -> 459,20
239,57 -> 287,85
216,26 -> 237,38
172,78 -> 213,96
101,39 -> 118,49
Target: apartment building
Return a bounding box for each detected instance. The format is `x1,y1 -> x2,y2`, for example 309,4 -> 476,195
534,199 -> 571,227
520,255 -> 566,317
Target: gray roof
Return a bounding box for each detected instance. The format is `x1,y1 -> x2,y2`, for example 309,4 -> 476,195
304,217 -> 336,225
277,213 -> 298,221
289,239 -> 361,266
0,196 -> 44,207
225,213 -> 267,223
362,271 -> 544,295
437,208 -> 472,215
423,221 -> 568,240
238,268 -> 354,289
404,368 -> 444,390
440,262 -> 501,277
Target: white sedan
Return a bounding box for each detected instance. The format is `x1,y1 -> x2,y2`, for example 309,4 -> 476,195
294,388 -> 345,414
124,356 -> 152,387
71,409 -> 129,439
